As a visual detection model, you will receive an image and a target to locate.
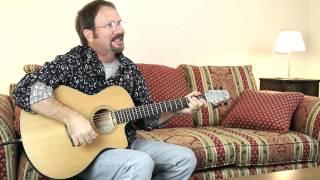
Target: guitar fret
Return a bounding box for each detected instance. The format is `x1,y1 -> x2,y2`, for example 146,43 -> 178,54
127,108 -> 132,122
123,110 -> 127,123
150,104 -> 155,115
146,105 -> 150,117
128,110 -> 132,121
135,108 -> 140,119
131,108 -> 136,120
169,101 -> 173,111
164,103 -> 168,112
118,110 -> 122,123
179,99 -> 184,108
138,106 -> 143,119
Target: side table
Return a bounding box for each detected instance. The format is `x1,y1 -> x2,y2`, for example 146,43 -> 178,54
259,78 -> 320,97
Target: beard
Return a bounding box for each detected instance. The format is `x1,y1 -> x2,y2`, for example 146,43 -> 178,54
110,33 -> 124,54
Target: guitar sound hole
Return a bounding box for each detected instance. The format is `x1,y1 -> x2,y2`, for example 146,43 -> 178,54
92,108 -> 115,134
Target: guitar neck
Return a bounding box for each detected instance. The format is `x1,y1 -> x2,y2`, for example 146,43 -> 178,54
114,95 -> 205,124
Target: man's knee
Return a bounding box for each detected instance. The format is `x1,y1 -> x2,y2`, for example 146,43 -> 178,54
181,148 -> 197,170
127,152 -> 155,180
131,152 -> 155,170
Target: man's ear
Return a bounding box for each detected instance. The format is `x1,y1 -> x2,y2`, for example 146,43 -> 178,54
83,29 -> 93,43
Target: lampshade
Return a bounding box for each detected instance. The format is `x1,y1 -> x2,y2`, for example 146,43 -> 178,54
274,31 -> 306,53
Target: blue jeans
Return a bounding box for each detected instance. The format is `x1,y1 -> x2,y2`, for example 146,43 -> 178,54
78,139 -> 197,180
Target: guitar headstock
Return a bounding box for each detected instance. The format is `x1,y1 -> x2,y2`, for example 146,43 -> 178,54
204,89 -> 230,106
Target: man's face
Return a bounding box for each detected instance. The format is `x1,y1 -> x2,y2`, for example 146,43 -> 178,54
91,6 -> 125,54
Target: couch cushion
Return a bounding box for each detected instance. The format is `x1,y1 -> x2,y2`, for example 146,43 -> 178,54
179,65 -> 257,127
138,64 -> 193,128
0,95 -> 17,180
190,162 -> 317,180
17,150 -> 49,180
138,127 -> 319,170
293,95 -> 320,140
137,127 -> 236,170
221,90 -> 304,133
211,127 -> 319,166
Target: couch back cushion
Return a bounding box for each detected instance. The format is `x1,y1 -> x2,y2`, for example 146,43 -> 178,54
137,64 -> 193,128
179,65 -> 257,127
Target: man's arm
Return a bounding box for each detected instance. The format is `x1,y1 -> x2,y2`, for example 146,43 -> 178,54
30,97 -> 97,146
14,58 -> 96,146
158,91 -> 207,125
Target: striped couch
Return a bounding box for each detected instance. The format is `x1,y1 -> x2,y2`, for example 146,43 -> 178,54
0,64 -> 319,180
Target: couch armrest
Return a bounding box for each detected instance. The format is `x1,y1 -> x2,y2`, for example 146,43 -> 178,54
293,95 -> 320,140
0,94 -> 18,180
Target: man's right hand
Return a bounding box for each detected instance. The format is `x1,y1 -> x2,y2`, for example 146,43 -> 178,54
64,113 -> 98,146
31,97 -> 98,146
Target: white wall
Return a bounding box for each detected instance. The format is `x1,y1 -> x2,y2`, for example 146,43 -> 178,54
0,0 -> 314,94
307,0 -> 320,78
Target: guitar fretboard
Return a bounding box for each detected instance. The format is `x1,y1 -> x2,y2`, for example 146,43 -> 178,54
114,95 -> 205,124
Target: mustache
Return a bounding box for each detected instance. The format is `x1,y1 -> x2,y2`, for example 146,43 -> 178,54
111,33 -> 124,41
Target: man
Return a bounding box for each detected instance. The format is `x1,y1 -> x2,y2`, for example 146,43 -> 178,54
13,0 -> 207,179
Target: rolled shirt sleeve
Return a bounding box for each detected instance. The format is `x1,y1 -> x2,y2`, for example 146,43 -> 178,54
30,82 -> 54,105
13,56 -> 68,112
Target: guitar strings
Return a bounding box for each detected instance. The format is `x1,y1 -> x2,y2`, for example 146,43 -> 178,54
91,95 -> 209,121
91,91 -> 227,124
91,98 -> 189,123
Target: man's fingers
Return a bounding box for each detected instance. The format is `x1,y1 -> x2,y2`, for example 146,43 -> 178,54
84,135 -> 93,144
77,136 -> 86,146
71,136 -> 79,146
90,131 -> 98,139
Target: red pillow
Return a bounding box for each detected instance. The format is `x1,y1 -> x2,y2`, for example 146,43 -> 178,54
221,90 -> 304,133
137,64 -> 193,128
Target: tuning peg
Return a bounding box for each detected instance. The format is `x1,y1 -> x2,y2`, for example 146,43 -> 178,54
224,102 -> 228,105
213,86 -> 217,90
219,86 -> 223,90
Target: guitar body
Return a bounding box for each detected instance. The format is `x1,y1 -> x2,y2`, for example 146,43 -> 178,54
20,86 -> 135,179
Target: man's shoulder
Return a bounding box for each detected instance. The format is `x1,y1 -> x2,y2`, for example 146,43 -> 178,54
51,45 -> 86,64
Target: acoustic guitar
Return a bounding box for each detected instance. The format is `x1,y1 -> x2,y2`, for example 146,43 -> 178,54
20,85 -> 230,179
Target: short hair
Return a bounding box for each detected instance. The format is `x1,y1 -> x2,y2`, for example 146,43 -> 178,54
75,0 -> 116,45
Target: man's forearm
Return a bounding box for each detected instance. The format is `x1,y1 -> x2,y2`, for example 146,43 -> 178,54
31,97 -> 80,125
29,82 -> 80,124
158,112 -> 177,126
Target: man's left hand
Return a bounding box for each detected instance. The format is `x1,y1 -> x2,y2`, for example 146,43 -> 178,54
176,91 -> 208,114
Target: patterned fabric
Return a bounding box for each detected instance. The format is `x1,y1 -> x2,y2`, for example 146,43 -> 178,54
212,127 -> 318,166
23,64 -> 42,74
190,162 -> 317,180
17,151 -> 48,180
12,45 -> 159,145
137,127 -> 236,170
293,95 -> 320,140
14,107 -> 21,137
137,126 -> 319,169
137,64 -> 193,128
179,65 -> 257,127
0,95 -> 17,180
221,90 -> 304,133
29,82 -> 54,104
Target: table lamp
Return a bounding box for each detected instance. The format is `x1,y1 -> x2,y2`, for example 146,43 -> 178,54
274,30 -> 306,78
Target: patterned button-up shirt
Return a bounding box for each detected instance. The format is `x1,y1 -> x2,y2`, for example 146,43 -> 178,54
13,45 -> 159,145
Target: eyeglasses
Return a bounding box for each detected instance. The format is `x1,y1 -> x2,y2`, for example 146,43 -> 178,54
95,20 -> 126,32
